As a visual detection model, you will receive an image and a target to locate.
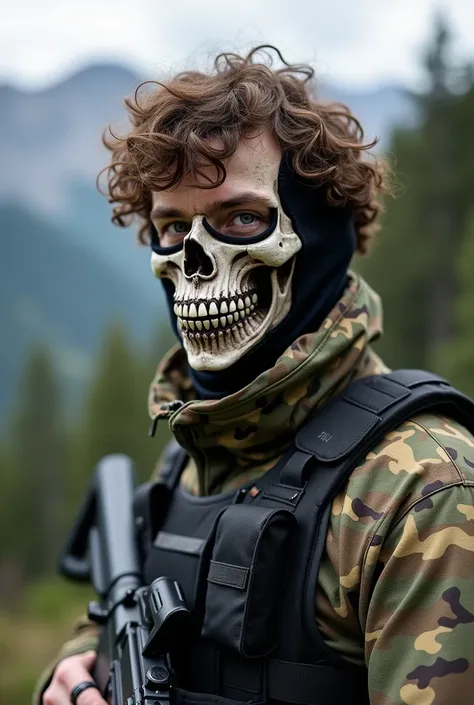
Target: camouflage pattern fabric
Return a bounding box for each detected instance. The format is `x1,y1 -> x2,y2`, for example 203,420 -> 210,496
317,412 -> 474,704
34,273 -> 474,705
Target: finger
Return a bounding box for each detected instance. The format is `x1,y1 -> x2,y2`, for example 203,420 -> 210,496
43,682 -> 72,705
56,656 -> 106,705
78,651 -> 97,671
56,653 -> 97,692
75,686 -> 108,705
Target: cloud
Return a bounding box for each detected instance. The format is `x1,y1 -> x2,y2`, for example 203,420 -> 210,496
1,0 -> 474,89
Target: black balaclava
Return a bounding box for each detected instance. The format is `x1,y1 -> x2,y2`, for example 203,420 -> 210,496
158,154 -> 357,399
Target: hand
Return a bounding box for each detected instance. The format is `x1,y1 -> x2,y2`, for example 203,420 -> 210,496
43,651 -> 107,705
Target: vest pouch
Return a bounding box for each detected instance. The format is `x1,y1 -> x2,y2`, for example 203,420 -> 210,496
201,504 -> 296,658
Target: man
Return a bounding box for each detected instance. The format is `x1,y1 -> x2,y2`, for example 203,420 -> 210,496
38,47 -> 474,705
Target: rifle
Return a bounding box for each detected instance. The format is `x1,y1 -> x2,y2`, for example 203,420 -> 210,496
59,454 -> 191,705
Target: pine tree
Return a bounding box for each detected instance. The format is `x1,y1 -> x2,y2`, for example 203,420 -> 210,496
356,126 -> 430,369
418,15 -> 463,362
0,440 -> 24,600
68,322 -> 165,511
6,346 -> 65,580
357,13 -> 473,372
438,212 -> 474,396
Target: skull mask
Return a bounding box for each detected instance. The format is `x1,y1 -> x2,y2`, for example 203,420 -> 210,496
151,207 -> 302,371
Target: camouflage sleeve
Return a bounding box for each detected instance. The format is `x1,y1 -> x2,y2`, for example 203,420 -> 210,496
32,615 -> 101,704
365,483 -> 474,705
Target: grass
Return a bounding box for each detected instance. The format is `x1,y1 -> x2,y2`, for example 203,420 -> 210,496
0,577 -> 93,704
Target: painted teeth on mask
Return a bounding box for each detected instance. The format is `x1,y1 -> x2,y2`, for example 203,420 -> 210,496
174,291 -> 261,335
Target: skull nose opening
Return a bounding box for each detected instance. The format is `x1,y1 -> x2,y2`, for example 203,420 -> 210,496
184,238 -> 215,278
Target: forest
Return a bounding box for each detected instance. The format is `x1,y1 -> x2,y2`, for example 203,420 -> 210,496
2,17 -> 474,704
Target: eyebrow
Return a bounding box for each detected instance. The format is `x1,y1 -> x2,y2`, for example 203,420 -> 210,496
150,192 -> 275,221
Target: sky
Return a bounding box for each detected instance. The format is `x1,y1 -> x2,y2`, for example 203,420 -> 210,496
1,0 -> 474,91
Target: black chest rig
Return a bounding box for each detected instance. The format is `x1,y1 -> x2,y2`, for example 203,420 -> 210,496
138,371 -> 474,705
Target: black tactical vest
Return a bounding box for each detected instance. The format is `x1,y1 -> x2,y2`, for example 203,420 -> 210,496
138,370 -> 474,705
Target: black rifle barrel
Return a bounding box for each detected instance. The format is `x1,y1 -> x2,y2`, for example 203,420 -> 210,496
59,454 -> 141,591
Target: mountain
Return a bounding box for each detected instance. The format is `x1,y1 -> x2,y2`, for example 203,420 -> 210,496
0,203 -> 165,423
0,64 -> 139,213
0,63 -> 416,217
63,179 -> 162,298
319,84 -> 416,146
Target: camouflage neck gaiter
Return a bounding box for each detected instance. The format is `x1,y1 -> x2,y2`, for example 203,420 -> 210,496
148,273 -> 387,495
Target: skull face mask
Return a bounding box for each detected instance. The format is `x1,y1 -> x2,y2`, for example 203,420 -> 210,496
150,205 -> 301,371
150,132 -> 356,396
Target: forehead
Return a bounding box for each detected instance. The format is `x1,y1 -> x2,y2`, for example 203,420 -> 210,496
151,131 -> 282,213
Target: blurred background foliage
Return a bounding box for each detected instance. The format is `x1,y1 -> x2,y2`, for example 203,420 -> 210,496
356,18 -> 474,392
2,12 -> 474,705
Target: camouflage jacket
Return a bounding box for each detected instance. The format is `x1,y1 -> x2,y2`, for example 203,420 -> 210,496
35,274 -> 474,705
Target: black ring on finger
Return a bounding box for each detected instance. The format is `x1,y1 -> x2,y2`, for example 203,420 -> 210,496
70,680 -> 100,705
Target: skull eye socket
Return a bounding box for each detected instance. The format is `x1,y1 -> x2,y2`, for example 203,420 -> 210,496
150,220 -> 191,251
202,208 -> 278,244
150,209 -> 279,255
150,223 -> 184,255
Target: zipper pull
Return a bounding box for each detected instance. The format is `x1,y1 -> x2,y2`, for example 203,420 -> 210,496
148,400 -> 184,437
233,488 -> 248,504
149,416 -> 159,438
167,400 -> 184,413
233,486 -> 261,504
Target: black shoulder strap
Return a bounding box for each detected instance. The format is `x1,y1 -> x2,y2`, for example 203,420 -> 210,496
156,438 -> 187,491
259,369 -> 474,670
280,369 -> 474,493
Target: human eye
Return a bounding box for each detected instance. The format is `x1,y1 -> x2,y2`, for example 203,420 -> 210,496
223,212 -> 268,237
235,213 -> 257,226
166,221 -> 190,234
159,221 -> 190,247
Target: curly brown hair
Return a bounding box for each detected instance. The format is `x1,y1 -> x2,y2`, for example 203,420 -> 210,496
101,46 -> 391,254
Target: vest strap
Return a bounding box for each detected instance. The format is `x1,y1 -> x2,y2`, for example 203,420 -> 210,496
158,440 -> 188,490
279,450 -> 313,488
173,658 -> 366,705
295,369 -> 471,464
173,688 -> 264,705
266,658 -> 367,704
